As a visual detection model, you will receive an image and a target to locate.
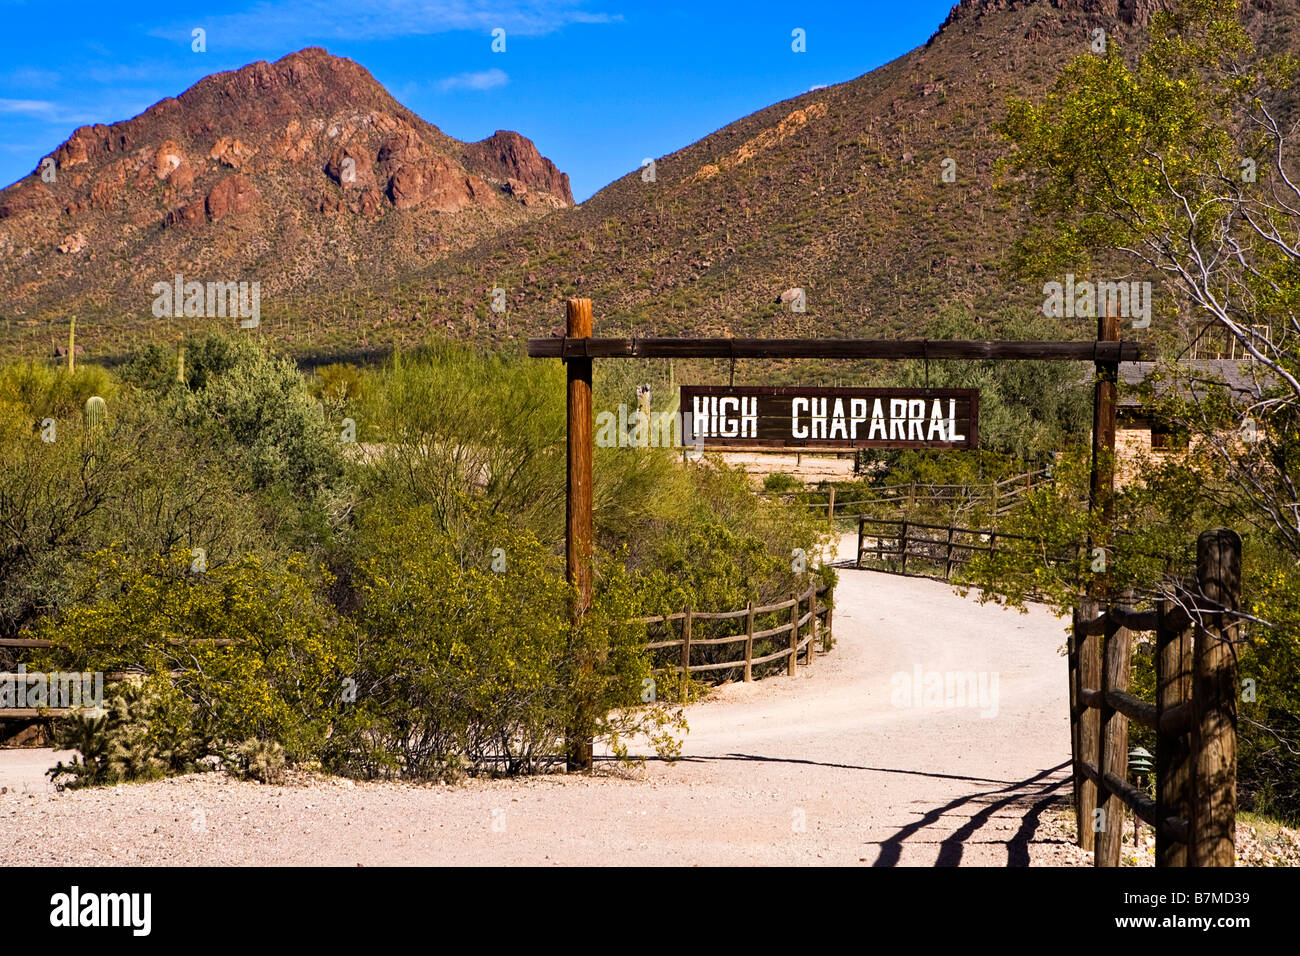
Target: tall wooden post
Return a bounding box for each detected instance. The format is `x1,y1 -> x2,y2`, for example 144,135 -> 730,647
1077,311 -> 1119,848
1088,310 -> 1120,589
565,298 -> 594,771
1096,592 -> 1133,867
1075,595 -> 1102,851
1156,587 -> 1193,867
1190,529 -> 1240,866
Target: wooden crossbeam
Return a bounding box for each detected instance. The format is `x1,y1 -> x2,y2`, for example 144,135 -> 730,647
527,337 -> 1149,361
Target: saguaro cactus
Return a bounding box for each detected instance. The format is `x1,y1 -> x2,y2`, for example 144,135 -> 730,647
84,395 -> 106,431
67,317 -> 76,373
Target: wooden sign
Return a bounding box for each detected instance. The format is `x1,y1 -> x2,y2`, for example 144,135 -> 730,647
679,386 -> 979,450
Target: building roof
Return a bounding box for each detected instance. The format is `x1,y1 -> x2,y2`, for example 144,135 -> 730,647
1117,359 -> 1271,408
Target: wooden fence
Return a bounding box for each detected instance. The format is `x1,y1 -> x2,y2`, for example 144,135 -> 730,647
637,581 -> 833,695
3,582 -> 834,721
1070,528 -> 1241,867
852,516 -> 1077,580
853,512 -> 1238,866
790,468 -> 1050,522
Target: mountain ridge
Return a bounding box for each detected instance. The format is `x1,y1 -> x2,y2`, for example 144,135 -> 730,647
0,47 -> 571,324
0,0 -> 1290,361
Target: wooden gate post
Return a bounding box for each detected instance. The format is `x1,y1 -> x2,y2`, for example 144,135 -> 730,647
1068,603 -> 1084,845
1096,595 -> 1133,867
1156,587 -> 1193,867
565,298 -> 595,771
1076,595 -> 1102,851
1075,311 -> 1119,848
1190,529 -> 1241,866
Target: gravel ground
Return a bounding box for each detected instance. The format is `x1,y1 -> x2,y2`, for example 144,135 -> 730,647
1,537 -> 1095,866
1031,806 -> 1300,867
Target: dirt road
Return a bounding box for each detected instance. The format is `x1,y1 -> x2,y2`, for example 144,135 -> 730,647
0,543 -> 1075,866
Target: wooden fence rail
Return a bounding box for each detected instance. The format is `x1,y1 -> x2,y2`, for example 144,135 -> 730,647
640,581 -> 833,695
1069,529 -> 1240,867
786,468 -> 1050,522
852,516 -> 1075,580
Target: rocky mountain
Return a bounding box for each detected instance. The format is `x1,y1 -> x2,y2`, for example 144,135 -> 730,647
0,0 -> 1290,363
363,0 -> 1283,354
0,48 -> 571,325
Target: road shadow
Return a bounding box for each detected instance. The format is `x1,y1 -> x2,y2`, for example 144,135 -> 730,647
865,760 -> 1071,867
601,751 -> 1033,787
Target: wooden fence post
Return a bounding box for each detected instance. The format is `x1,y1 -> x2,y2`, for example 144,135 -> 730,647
807,585 -> 818,666
945,525 -> 955,580
1076,594 -> 1102,851
1068,602 -> 1084,848
857,517 -> 865,569
1096,595 -> 1133,867
565,297 -> 594,772
824,588 -> 832,644
1156,587 -> 1193,867
1190,529 -> 1240,867
900,519 -> 909,575
744,601 -> 755,682
681,608 -> 693,700
788,589 -> 799,677
828,487 -> 835,523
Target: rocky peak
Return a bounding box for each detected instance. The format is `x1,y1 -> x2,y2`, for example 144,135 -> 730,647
937,0 -> 1174,33
462,131 -> 574,207
0,47 -> 573,318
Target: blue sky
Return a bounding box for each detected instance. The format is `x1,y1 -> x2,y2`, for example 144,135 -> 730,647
0,0 -> 957,201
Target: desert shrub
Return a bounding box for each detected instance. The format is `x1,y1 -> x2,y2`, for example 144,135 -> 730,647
32,549 -> 347,771
330,506 -> 680,778
358,341 -> 566,537
763,471 -> 801,493
234,739 -> 288,784
312,362 -> 365,408
0,375 -> 287,662
47,676 -> 195,788
0,360 -> 117,422
171,336 -> 347,508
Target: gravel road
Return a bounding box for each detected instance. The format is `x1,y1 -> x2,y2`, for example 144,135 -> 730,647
0,540 -> 1076,866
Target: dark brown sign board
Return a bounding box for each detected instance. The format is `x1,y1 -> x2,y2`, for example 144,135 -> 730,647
680,386 -> 979,450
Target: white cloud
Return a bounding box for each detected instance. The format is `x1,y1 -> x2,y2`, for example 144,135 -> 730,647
150,0 -> 620,49
6,68 -> 63,88
0,98 -> 103,124
0,98 -> 58,117
438,68 -> 508,92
